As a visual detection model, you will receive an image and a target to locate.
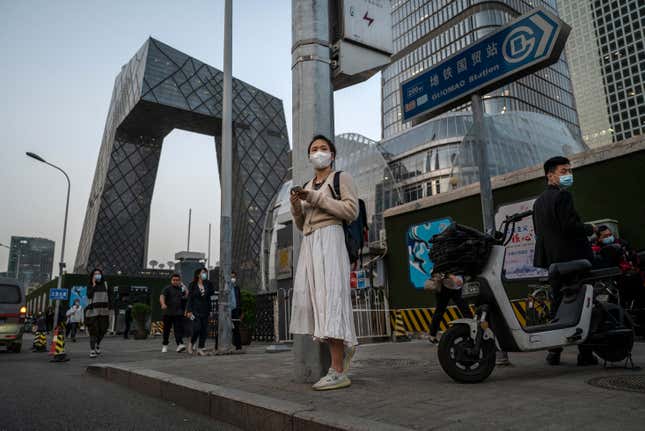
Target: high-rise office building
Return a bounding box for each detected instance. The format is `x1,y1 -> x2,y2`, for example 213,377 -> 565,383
559,0 -> 644,146
7,236 -> 55,287
74,38 -> 290,291
382,0 -> 581,139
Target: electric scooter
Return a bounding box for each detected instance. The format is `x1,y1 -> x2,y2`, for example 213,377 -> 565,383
436,211 -> 635,383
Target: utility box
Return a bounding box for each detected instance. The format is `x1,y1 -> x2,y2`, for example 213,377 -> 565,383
329,0 -> 393,90
174,251 -> 206,285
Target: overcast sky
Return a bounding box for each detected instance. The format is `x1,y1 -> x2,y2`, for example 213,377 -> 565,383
0,0 -> 382,272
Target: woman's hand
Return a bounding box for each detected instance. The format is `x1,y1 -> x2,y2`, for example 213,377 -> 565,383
290,191 -> 301,205
297,190 -> 310,201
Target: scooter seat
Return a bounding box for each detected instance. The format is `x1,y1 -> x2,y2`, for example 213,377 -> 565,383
549,260 -> 592,279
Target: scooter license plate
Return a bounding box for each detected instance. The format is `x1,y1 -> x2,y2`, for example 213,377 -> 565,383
462,282 -> 480,298
597,294 -> 609,303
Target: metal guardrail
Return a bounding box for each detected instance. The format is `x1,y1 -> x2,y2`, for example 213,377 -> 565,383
271,286 -> 390,342
254,292 -> 275,341
277,288 -> 293,342
351,287 -> 389,339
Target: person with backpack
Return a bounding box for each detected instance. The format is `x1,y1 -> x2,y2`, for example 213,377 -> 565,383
289,134 -> 359,391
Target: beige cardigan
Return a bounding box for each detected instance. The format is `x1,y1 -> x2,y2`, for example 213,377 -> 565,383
291,171 -> 359,236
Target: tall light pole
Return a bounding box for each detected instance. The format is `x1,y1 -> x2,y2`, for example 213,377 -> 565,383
217,0 -> 233,352
291,0 -> 334,382
26,152 -> 70,332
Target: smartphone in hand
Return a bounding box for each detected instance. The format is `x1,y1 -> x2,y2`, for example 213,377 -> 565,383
290,186 -> 303,195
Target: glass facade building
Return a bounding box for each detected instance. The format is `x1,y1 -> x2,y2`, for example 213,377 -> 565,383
454,111 -> 588,186
559,0 -> 644,146
75,38 -> 290,291
382,0 -> 581,140
381,112 -> 472,202
7,236 -> 55,288
380,111 -> 586,203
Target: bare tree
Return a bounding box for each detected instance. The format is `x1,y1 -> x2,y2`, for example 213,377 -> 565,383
149,260 -> 158,269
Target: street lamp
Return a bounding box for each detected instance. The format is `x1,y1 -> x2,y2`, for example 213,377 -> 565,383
26,152 -> 70,332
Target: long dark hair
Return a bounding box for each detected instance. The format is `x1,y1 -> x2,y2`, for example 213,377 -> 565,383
192,267 -> 208,284
89,268 -> 104,285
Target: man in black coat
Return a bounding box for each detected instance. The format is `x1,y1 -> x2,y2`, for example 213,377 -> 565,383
533,156 -> 597,366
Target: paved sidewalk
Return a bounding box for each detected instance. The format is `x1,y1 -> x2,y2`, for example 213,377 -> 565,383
85,337 -> 645,430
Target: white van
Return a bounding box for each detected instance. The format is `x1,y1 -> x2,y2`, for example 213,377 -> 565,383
0,277 -> 26,352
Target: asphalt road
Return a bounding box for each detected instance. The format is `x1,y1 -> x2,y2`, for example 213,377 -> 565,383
0,334 -> 240,431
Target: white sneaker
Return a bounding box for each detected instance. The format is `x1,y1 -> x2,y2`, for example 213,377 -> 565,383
343,346 -> 356,374
197,348 -> 207,356
312,368 -> 351,391
176,344 -> 186,353
161,345 -> 168,353
95,346 -> 101,355
89,350 -> 97,358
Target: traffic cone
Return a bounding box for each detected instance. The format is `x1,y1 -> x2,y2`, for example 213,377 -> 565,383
49,325 -> 69,362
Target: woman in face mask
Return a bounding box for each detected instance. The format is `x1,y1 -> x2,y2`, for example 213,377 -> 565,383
85,268 -> 112,358
289,135 -> 359,391
186,268 -> 215,355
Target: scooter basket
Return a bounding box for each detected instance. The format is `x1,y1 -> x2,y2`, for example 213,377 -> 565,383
429,224 -> 493,275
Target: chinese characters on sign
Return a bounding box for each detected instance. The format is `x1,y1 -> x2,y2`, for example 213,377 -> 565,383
401,8 -> 570,121
495,199 -> 548,280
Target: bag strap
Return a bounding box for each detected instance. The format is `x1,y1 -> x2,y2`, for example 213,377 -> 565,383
328,171 -> 342,200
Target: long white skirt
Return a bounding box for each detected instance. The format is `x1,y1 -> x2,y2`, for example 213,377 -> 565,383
289,224 -> 358,347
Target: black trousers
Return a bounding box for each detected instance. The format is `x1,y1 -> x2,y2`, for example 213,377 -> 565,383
124,317 -> 131,339
232,309 -> 242,350
430,288 -> 473,337
87,316 -> 109,350
162,315 -> 184,346
68,322 -> 78,340
191,315 -> 209,349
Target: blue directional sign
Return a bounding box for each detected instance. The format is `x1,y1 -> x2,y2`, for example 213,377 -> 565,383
49,288 -> 68,301
401,7 -> 570,122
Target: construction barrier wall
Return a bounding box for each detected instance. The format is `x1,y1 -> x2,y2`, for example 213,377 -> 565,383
384,138 -> 645,329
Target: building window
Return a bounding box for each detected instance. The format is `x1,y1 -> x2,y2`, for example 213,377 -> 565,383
403,184 -> 423,203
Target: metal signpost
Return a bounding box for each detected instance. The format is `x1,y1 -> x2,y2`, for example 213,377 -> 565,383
400,7 -> 570,233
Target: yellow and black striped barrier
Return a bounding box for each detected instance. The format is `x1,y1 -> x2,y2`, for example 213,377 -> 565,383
392,310 -> 406,337
391,300 -> 543,334
151,321 -> 164,336
49,326 -> 69,362
32,331 -> 47,352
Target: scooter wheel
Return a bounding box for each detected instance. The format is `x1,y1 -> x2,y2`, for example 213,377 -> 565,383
438,324 -> 496,383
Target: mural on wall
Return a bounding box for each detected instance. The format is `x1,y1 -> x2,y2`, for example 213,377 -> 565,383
69,286 -> 88,308
407,217 -> 453,289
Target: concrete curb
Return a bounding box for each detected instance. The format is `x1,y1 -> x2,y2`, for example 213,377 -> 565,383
86,364 -> 411,431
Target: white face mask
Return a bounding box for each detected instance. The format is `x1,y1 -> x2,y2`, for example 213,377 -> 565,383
309,151 -> 332,170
